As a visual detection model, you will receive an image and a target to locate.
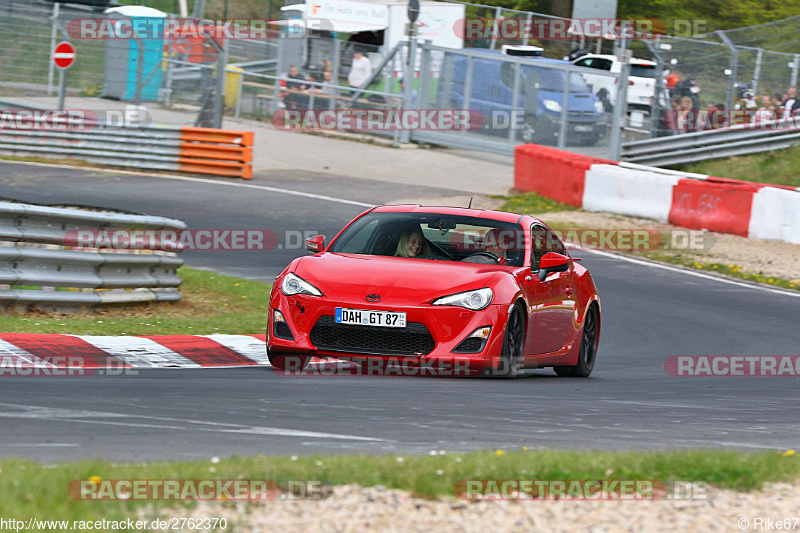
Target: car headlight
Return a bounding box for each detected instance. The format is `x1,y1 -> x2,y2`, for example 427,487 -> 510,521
543,99 -> 562,113
281,273 -> 322,297
594,100 -> 604,114
432,288 -> 493,310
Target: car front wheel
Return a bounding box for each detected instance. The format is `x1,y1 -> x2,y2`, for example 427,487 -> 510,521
492,304 -> 525,378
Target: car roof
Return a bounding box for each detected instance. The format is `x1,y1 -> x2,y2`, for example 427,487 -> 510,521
371,204 -> 540,225
462,48 -> 570,66
575,53 -> 656,66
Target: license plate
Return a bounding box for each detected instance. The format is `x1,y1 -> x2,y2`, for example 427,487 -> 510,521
639,96 -> 649,103
335,308 -> 406,328
575,125 -> 592,132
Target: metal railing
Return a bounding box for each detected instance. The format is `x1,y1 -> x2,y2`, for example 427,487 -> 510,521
0,200 -> 186,313
0,100 -> 253,179
621,117 -> 800,166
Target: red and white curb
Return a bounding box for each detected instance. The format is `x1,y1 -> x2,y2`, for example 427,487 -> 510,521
0,333 -> 340,369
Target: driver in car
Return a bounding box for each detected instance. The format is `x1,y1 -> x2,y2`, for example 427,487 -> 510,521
482,228 -> 513,264
395,228 -> 432,258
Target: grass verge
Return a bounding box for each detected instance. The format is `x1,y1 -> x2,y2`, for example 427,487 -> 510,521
1,449 -> 797,524
0,267 -> 271,334
490,191 -> 579,214
674,145 -> 800,188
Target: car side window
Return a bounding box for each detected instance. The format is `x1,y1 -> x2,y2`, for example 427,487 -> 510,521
531,225 -> 566,270
575,58 -> 594,68
594,58 -> 613,71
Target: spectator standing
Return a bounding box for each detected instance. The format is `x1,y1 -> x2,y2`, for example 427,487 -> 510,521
753,95 -> 775,125
285,65 -> 309,109
780,87 -> 800,120
675,96 -> 696,133
348,50 -> 372,90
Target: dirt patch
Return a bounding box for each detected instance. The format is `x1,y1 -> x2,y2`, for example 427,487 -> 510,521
153,482 -> 800,532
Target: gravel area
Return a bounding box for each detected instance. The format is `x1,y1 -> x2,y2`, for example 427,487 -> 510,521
153,482 -> 800,532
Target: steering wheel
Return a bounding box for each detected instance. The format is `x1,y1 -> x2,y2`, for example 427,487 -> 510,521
461,251 -> 502,264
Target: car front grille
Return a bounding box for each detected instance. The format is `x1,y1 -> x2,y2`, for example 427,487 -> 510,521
309,316 -> 435,356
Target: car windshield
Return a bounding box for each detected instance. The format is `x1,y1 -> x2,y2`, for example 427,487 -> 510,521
525,67 -> 592,93
329,212 -> 525,267
630,64 -> 656,78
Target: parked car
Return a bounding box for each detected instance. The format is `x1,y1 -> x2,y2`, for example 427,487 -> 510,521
569,53 -> 659,113
440,48 -> 606,146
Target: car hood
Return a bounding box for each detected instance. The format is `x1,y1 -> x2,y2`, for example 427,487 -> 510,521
294,253 -> 501,305
538,90 -> 598,113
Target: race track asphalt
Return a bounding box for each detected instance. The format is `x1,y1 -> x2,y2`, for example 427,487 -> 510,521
0,161 -> 798,461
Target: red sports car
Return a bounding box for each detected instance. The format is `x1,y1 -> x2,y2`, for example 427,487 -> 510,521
267,205 -> 601,378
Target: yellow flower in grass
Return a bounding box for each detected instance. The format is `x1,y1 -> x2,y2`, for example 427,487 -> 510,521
783,450 -> 796,457
495,450 -> 504,457
88,475 -> 102,484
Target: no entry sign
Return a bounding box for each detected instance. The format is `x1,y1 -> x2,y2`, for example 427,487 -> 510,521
53,41 -> 76,69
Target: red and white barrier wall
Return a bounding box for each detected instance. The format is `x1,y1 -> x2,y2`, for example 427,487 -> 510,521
514,144 -> 800,244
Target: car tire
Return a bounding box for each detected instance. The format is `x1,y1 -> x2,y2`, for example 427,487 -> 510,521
554,304 -> 598,378
493,303 -> 525,379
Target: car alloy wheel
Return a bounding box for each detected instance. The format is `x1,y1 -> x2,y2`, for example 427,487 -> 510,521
554,304 -> 598,378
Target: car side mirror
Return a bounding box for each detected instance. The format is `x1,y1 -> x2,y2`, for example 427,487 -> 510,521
306,235 -> 325,253
537,252 -> 570,281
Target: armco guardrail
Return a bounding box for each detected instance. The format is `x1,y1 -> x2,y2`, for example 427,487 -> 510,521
621,118 -> 800,167
515,144 -> 800,245
0,201 -> 186,312
0,101 -> 253,179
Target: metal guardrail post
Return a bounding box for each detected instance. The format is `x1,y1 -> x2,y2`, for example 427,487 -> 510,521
213,37 -> 229,129
234,72 -> 244,118
47,2 -> 59,95
645,39 -> 666,137
417,40 -> 433,109
133,35 -> 145,105
752,48 -> 763,95
608,43 -> 631,160
330,39 -> 341,111
459,56 -> 474,139
557,70 -> 569,150
522,12 -> 532,46
792,54 -> 799,87
398,36 -> 417,145
489,6 -> 501,50
507,61 -> 522,145
717,31 -> 738,113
